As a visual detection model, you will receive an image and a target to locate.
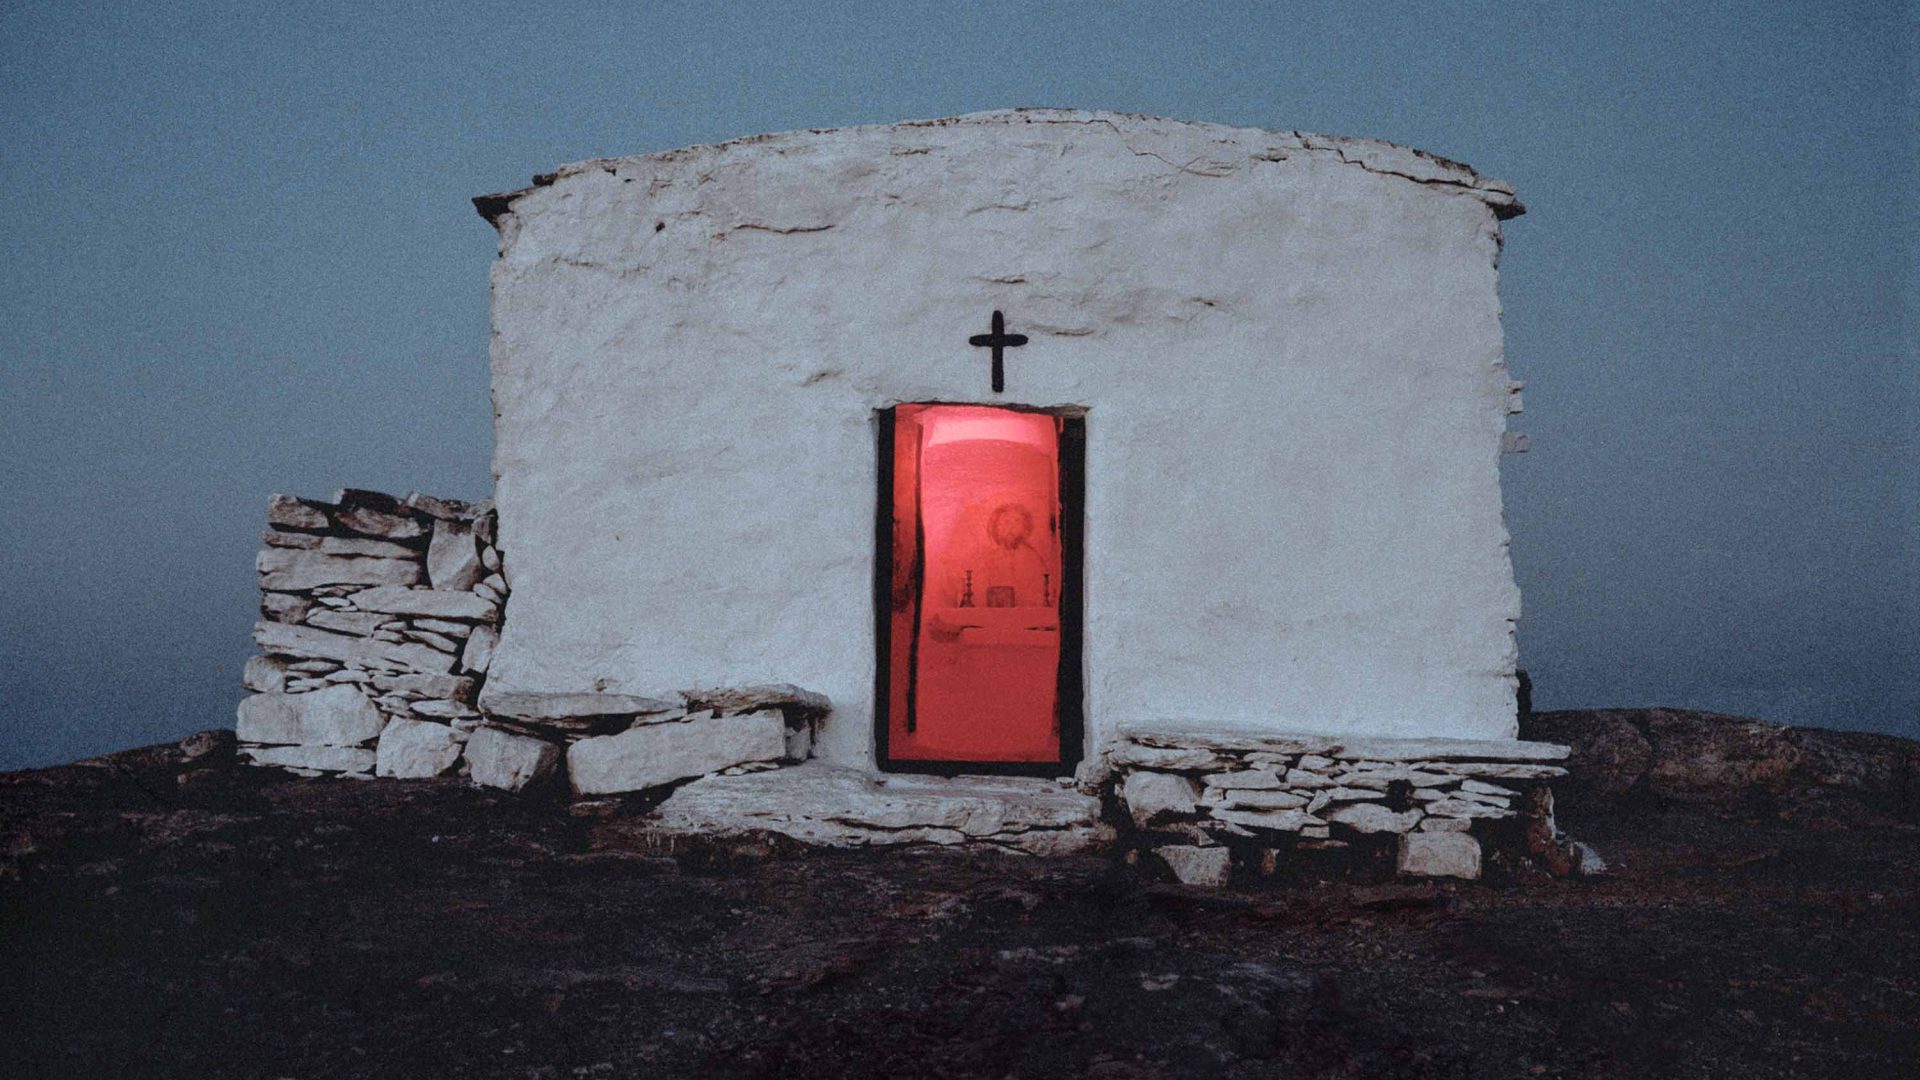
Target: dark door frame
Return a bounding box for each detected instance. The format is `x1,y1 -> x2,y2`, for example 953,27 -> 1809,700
873,403 -> 1086,777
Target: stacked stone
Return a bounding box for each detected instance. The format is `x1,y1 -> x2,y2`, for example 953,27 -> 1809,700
475,685 -> 831,797
1106,728 -> 1571,886
238,490 -> 510,782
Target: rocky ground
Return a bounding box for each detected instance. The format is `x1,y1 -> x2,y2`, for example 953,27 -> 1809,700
2,710 -> 1916,1079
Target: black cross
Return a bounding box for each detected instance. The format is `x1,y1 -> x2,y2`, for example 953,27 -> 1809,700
968,310 -> 1028,393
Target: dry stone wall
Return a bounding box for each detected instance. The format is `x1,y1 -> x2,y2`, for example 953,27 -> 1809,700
234,490 -> 1585,883
1104,726 -> 1591,883
239,490 -> 522,782
241,495 -> 831,797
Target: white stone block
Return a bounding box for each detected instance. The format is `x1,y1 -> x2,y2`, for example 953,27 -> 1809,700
242,743 -> 375,773
566,710 -> 787,795
1397,832 -> 1482,879
1155,845 -> 1232,887
347,586 -> 498,622
375,719 -> 465,779
1121,771 -> 1199,828
411,699 -> 479,719
1209,808 -> 1320,833
1424,798 -> 1514,819
464,727 -> 561,792
1324,802 -> 1423,834
256,549 -> 422,591
646,763 -> 1107,855
236,685 -> 385,746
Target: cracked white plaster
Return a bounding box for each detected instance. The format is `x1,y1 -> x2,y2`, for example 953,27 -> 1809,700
478,109 -> 1526,770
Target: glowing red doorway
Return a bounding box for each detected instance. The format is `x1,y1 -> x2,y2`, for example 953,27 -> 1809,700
876,404 -> 1084,772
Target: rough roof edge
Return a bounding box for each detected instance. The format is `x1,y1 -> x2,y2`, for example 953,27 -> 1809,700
471,108 -> 1523,227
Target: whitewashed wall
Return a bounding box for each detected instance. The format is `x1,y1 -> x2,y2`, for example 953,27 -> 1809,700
479,109 -> 1525,770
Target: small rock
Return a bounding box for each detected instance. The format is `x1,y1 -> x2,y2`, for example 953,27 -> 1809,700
464,727 -> 563,792
1460,779 -> 1518,797
305,610 -> 389,636
1424,798 -> 1515,820
348,586 -> 497,621
1419,816 -> 1473,832
254,620 -> 457,675
178,729 -> 232,762
1571,841 -> 1609,876
1154,845 -> 1232,887
257,549 -> 422,591
1202,769 -> 1283,791
406,629 -> 461,653
375,719 -> 465,779
266,493 -> 329,531
1122,771 -> 1199,828
260,592 -> 312,623
460,625 -> 500,675
318,535 -> 420,559
1209,808 -> 1319,833
263,529 -> 321,549
1219,788 -> 1308,810
426,519 -> 483,592
1284,768 -> 1336,789
1397,832 -> 1482,880
403,492 -> 481,521
481,689 -> 677,722
242,743 -> 375,773
1324,802 -> 1423,834
241,655 -> 289,693
411,699 -> 480,719
371,673 -> 477,700
334,504 -> 428,541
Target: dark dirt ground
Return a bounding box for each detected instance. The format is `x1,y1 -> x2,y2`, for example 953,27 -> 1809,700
3,722 -> 1917,1079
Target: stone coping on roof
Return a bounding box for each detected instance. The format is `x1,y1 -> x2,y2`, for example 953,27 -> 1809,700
473,107 -> 1523,226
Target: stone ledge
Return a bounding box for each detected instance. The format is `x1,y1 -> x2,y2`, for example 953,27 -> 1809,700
1114,725 -> 1569,763
642,763 -> 1111,856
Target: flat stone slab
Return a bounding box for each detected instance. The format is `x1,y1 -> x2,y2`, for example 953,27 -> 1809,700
347,586 -> 498,622
644,763 -> 1110,856
1115,726 -> 1570,763
236,685 -> 385,747
481,690 -> 678,721
567,710 -> 787,795
254,620 -> 456,675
